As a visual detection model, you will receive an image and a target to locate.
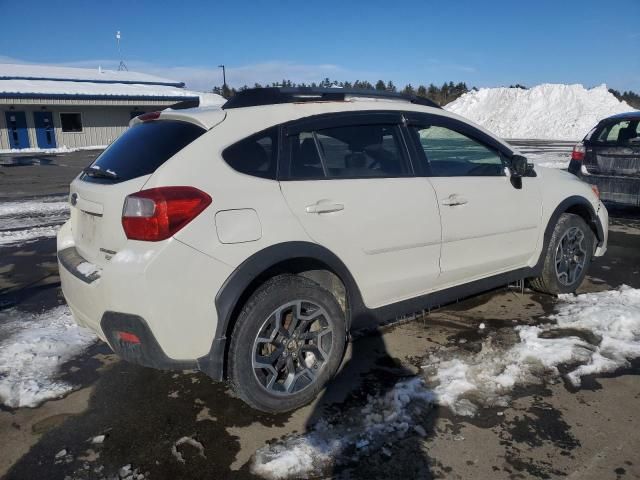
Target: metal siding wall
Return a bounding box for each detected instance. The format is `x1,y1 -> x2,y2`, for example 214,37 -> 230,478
54,107 -> 129,148
1,102 -> 172,150
0,111 -> 7,149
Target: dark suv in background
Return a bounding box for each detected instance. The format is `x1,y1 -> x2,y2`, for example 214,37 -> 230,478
569,111 -> 640,206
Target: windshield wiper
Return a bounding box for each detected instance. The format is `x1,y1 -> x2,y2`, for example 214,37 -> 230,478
83,166 -> 119,180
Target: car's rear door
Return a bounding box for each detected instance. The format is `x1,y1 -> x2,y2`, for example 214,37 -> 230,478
405,113 -> 542,286
278,112 -> 442,310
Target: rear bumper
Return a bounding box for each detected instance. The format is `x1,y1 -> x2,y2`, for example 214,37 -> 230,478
580,173 -> 640,207
57,220 -> 233,378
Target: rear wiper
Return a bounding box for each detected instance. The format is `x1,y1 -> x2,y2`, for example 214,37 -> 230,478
83,166 -> 119,180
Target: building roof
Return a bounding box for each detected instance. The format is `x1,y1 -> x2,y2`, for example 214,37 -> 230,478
0,78 -> 201,101
0,63 -> 223,103
0,63 -> 183,87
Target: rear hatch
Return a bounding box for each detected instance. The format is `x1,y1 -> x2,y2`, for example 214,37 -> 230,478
584,118 -> 640,176
70,119 -> 206,265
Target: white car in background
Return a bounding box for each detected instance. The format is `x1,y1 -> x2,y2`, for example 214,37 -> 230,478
57,88 -> 608,412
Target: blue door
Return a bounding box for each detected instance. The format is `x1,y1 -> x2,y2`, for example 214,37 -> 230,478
5,111 -> 30,149
33,111 -> 57,149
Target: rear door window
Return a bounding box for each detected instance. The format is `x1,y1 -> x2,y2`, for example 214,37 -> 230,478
82,120 -> 205,184
288,124 -> 410,179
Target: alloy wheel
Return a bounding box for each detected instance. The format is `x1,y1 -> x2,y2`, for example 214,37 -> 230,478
554,226 -> 587,286
251,300 -> 334,396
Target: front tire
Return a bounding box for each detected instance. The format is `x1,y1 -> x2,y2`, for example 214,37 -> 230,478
530,213 -> 595,295
228,274 -> 346,413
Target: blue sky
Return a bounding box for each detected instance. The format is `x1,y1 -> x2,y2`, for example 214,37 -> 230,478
1,0 -> 638,92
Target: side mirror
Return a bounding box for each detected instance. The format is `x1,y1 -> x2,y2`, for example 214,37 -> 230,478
510,154 -> 529,177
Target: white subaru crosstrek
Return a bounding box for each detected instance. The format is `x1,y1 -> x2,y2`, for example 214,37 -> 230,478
57,88 -> 608,412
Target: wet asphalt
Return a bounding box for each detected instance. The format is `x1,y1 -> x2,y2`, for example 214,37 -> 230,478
0,146 -> 639,480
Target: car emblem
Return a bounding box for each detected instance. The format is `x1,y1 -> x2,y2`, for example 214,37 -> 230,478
70,193 -> 78,206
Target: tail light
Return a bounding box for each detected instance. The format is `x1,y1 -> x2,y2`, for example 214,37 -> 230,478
122,186 -> 211,241
571,143 -> 586,162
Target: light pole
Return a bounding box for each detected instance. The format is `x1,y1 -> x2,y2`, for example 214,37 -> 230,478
218,64 -> 226,93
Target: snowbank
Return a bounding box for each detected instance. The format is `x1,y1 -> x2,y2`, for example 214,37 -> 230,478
0,306 -> 96,408
445,84 -> 635,141
252,286 -> 640,479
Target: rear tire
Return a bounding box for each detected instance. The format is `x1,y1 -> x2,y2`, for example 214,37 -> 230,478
529,213 -> 594,295
228,274 -> 346,413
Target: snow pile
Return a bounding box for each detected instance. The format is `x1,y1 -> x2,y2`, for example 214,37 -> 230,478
252,286 -> 640,478
252,377 -> 433,479
445,84 -> 635,140
0,305 -> 96,408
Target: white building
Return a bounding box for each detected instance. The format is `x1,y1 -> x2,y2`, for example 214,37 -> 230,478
0,64 -> 223,151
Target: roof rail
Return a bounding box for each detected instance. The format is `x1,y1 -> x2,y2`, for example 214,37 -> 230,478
221,87 -> 442,110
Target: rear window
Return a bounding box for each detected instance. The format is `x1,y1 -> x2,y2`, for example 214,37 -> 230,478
594,119 -> 640,144
82,120 -> 205,183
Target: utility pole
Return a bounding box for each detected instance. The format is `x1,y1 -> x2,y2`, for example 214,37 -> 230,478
218,64 -> 226,91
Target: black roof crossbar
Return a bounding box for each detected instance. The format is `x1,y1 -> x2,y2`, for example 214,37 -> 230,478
221,87 -> 442,110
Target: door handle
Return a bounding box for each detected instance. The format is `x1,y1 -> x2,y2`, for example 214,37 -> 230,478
305,202 -> 344,214
441,194 -> 468,206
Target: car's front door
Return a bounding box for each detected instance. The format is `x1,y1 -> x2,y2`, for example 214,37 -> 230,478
407,115 -> 542,286
278,113 -> 442,310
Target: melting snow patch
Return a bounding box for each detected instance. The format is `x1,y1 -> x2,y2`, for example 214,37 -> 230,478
427,285 -> 640,415
252,377 -> 433,479
0,197 -> 69,246
77,262 -> 100,278
0,305 -> 96,408
0,198 -> 68,218
251,286 -> 640,479
171,436 -> 206,463
0,225 -> 60,246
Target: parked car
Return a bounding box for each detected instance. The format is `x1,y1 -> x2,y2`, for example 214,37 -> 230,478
569,111 -> 640,206
57,88 -> 608,412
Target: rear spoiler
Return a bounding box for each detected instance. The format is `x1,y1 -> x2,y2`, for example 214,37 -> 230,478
167,99 -> 200,110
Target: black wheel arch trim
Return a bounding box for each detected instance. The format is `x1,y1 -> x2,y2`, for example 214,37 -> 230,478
198,241 -> 367,380
536,196 -> 604,270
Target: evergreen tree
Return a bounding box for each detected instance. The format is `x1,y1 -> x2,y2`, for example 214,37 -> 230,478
402,84 -> 415,96
375,80 -> 386,90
